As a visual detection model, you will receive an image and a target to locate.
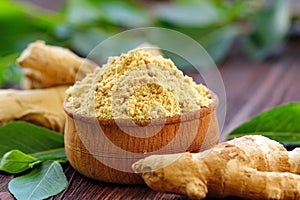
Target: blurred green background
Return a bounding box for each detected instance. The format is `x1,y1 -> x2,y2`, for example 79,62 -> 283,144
0,0 -> 299,87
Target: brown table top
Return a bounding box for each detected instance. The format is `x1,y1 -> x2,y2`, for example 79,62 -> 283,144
1,39 -> 300,200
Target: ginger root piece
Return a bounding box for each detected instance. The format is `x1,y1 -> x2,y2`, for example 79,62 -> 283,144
0,86 -> 68,133
17,41 -> 98,89
132,135 -> 300,199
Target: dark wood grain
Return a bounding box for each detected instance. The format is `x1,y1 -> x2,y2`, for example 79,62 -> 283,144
1,40 -> 300,199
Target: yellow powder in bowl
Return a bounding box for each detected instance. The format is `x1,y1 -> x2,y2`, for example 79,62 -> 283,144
128,83 -> 181,120
65,49 -> 213,120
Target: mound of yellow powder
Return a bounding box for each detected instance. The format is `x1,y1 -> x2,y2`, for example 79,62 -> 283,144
66,49 -> 213,120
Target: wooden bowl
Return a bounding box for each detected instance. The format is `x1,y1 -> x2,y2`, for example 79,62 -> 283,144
64,93 -> 219,184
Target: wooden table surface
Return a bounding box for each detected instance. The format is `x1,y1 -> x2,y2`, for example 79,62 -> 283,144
1,38 -> 300,200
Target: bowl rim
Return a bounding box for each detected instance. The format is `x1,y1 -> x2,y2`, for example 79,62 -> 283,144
63,91 -> 219,127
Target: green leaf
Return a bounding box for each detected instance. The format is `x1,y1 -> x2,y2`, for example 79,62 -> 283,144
0,1 -> 59,55
63,0 -> 100,25
8,161 -> 68,200
227,103 -> 300,144
162,25 -> 238,67
0,53 -> 23,87
53,24 -> 75,41
0,122 -> 64,159
222,0 -> 252,21
2,63 -> 23,87
0,148 -> 67,174
70,28 -> 109,56
0,0 -> 24,17
154,1 -> 222,27
244,0 -> 290,60
198,25 -> 239,63
100,1 -> 152,27
30,148 -> 67,161
0,150 -> 37,174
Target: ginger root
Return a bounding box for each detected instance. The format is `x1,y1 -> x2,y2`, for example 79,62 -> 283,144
0,40 -> 99,132
0,86 -> 67,133
132,135 -> 300,199
17,40 -> 97,89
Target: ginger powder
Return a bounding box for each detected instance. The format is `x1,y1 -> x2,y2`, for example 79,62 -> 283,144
66,49 -> 213,120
